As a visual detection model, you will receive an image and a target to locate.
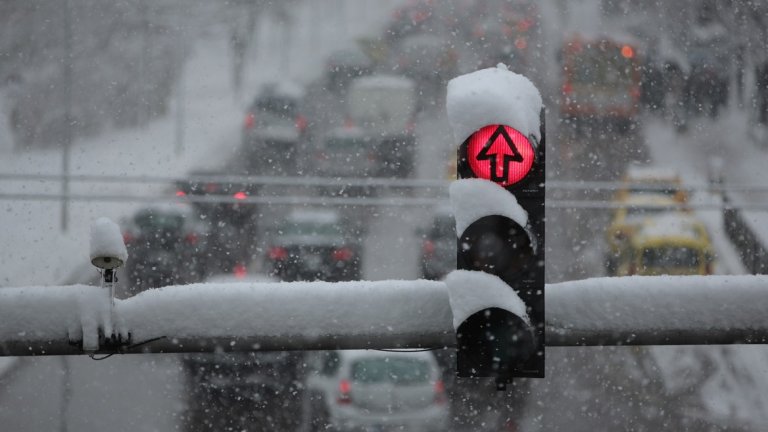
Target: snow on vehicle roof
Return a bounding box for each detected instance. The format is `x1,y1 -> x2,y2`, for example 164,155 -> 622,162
635,212 -> 707,242
446,64 -> 542,145
259,80 -> 305,100
621,193 -> 679,206
350,74 -> 415,90
288,208 -> 340,224
624,165 -> 681,182
337,349 -> 437,362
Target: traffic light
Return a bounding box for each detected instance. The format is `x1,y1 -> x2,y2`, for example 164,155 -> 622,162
452,109 -> 546,385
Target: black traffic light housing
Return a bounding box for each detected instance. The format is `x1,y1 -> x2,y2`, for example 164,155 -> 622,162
455,109 -> 545,384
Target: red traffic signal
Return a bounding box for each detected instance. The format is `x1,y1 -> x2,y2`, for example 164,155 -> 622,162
464,124 -> 536,187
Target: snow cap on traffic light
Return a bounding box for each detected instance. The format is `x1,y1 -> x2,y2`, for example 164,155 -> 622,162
449,178 -> 528,234
446,63 -> 542,144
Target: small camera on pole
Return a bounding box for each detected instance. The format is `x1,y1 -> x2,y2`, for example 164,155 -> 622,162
90,217 -> 128,307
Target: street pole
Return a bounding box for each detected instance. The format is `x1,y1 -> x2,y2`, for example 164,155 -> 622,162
61,0 -> 73,232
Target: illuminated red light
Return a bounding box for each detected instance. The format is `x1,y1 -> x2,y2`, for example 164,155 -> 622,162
332,247 -> 354,261
337,379 -> 352,404
233,191 -> 247,200
515,37 -> 528,50
233,263 -> 247,279
621,45 -> 634,59
244,112 -> 255,129
465,125 -> 535,187
175,190 -> 187,197
269,247 -> 288,260
422,239 -> 435,256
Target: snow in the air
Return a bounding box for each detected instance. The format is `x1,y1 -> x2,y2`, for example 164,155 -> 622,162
446,64 -> 542,143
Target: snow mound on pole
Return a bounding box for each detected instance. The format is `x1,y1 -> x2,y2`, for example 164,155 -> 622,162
449,179 -> 528,235
89,217 -> 128,264
444,270 -> 529,331
446,64 -> 542,144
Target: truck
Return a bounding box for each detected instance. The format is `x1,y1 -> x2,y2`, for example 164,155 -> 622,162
346,74 -> 418,177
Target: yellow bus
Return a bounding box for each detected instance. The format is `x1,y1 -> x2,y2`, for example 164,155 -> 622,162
615,212 -> 714,276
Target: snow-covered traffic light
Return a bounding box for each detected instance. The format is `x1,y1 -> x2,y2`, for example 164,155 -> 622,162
445,65 -> 545,386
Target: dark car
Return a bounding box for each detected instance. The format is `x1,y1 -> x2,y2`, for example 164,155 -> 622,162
325,48 -> 373,91
241,81 -> 308,174
176,171 -> 260,274
265,209 -> 362,282
182,351 -> 305,432
419,208 -> 456,280
121,204 -> 208,294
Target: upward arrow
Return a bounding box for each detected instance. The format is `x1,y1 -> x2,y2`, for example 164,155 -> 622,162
476,125 -> 524,183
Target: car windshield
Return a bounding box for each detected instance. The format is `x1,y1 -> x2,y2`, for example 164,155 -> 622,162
351,358 -> 431,385
642,247 -> 701,268
280,222 -> 342,237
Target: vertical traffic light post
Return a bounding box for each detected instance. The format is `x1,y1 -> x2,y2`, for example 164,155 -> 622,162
445,65 -> 545,388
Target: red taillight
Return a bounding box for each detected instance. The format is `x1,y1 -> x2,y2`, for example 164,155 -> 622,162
434,380 -> 447,404
337,379 -> 352,404
630,86 -> 641,100
422,239 -> 435,256
343,117 -> 355,128
175,190 -> 187,197
518,18 -> 533,33
233,263 -> 247,279
269,247 -> 288,260
185,233 -> 198,245
295,115 -> 308,133
562,82 -> 573,95
244,112 -> 256,129
122,232 -> 135,244
233,191 -> 247,200
332,247 -> 353,262
515,37 -> 528,51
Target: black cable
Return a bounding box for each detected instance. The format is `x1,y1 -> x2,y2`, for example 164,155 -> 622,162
88,336 -> 167,360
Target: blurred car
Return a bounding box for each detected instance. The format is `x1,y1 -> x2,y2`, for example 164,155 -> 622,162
347,74 -> 418,177
303,350 -> 449,432
419,207 -> 456,280
604,193 -> 681,275
616,212 -> 714,276
315,126 -> 380,182
241,81 -> 308,174
325,48 -> 373,91
265,208 -> 362,282
176,171 -> 260,274
121,203 -> 208,293
183,350 -> 305,432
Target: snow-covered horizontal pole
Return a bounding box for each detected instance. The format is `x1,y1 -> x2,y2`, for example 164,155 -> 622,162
1,193 -> 764,211
1,276 -> 768,356
5,172 -> 768,194
547,276 -> 768,346
0,280 -> 455,356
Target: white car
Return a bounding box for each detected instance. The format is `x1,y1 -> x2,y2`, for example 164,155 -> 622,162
302,350 -> 449,432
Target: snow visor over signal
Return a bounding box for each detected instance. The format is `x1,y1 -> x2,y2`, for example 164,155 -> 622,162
445,65 -> 545,386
